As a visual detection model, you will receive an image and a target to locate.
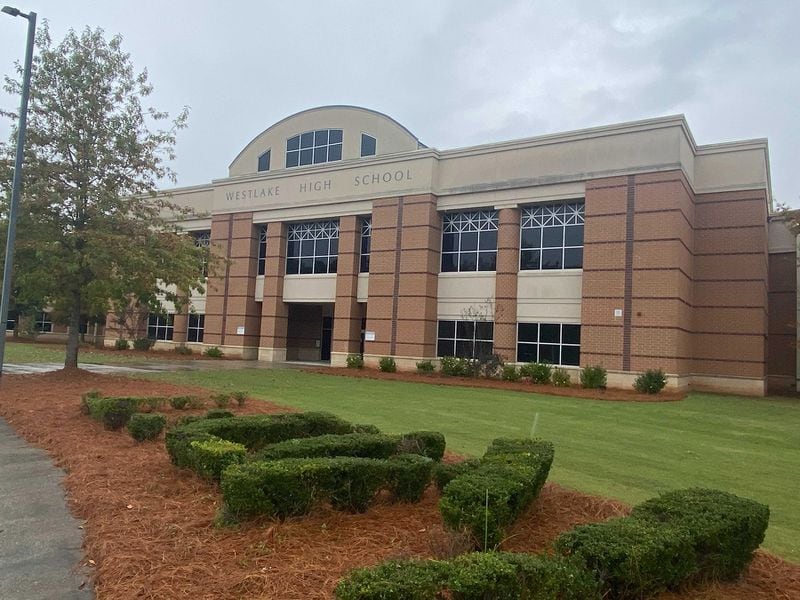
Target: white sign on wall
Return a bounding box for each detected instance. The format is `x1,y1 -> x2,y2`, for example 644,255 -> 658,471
236,326 -> 245,335
364,331 -> 376,342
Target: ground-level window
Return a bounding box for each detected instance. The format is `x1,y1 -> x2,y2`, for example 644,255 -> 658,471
187,314 -> 204,343
360,216 -> 371,273
441,210 -> 498,272
257,224 -> 268,275
35,312 -> 53,333
517,323 -> 580,365
437,320 -> 494,359
286,220 -> 339,275
520,201 -> 584,270
147,313 -> 174,341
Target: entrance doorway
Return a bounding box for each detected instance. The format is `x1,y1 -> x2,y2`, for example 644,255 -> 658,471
285,303 -> 334,362
321,316 -> 333,361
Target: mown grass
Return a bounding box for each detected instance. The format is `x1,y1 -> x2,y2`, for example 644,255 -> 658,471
147,368 -> 800,561
3,340 -> 181,364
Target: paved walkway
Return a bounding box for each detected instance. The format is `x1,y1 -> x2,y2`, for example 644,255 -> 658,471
0,419 -> 92,599
3,359 -> 327,376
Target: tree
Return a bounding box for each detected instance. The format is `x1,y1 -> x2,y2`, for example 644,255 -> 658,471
0,23 -> 209,369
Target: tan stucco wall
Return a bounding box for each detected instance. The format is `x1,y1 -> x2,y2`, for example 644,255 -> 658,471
436,273 -> 496,319
516,271 -> 582,322
283,274 -> 337,303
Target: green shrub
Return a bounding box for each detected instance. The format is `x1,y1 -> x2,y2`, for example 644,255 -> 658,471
551,367 -> 571,387
85,396 -> 142,430
346,354 -> 364,369
633,368 -> 667,394
142,396 -> 166,412
174,345 -> 193,355
433,459 -> 482,491
189,438 -> 247,480
528,362 -> 552,384
416,359 -> 435,374
352,423 -> 381,434
80,390 -> 102,415
127,413 -> 167,442
395,431 -> 446,461
554,517 -> 696,599
518,362 -> 536,378
258,433 -> 399,461
187,396 -> 206,409
630,488 -> 769,581
477,353 -> 504,378
169,395 -> 192,410
580,365 -> 607,389
231,391 -> 247,407
211,393 -> 231,408
133,337 -> 155,351
501,365 -> 520,382
386,454 -> 434,502
378,357 -> 397,373
206,408 -> 234,419
114,338 -> 129,350
439,438 -> 554,549
205,346 -> 224,358
334,552 -> 599,600
440,356 -> 469,377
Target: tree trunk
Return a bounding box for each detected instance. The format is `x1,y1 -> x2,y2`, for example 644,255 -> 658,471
64,294 -> 82,370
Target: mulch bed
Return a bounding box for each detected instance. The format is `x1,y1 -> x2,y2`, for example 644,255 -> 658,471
0,370 -> 796,599
305,367 -> 687,402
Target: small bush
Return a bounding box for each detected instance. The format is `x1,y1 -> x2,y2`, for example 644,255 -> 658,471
633,368 -> 667,394
80,390 -> 102,415
114,338 -> 129,351
334,552 -> 599,600
231,391 -> 248,407
395,431 -> 446,461
187,396 -> 206,409
189,438 -> 247,480
528,362 -> 552,384
205,346 -> 224,358
580,365 -> 607,389
378,357 -> 397,373
387,454 -> 435,502
555,518 -> 696,599
433,459 -> 482,491
258,433 -> 399,461
127,413 -> 167,442
211,393 -> 231,408
440,356 -> 469,377
518,362 -> 536,378
133,337 -> 155,351
174,345 -> 193,355
85,396 -> 141,430
551,367 -> 571,387
142,396 -> 166,412
501,365 -> 520,382
169,395 -> 192,410
416,359 -> 435,374
346,354 -> 364,369
206,408 -> 234,419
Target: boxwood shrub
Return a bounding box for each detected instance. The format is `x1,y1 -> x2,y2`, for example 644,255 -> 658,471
257,433 -> 400,461
632,368 -> 667,394
221,454 -> 433,519
188,438 -> 247,480
630,488 -> 769,581
439,438 -> 554,548
127,413 -> 167,442
580,365 -> 607,389
334,552 -> 599,600
86,396 -> 142,430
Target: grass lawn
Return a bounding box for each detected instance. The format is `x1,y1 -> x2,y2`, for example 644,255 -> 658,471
148,367 -> 800,562
2,340 -> 178,364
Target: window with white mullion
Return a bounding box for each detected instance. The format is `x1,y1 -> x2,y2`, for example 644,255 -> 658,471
436,319 -> 494,359
286,128 -> 343,168
187,314 -> 204,343
441,210 -> 498,272
359,217 -> 372,273
286,219 -> 340,274
520,201 -> 584,270
147,313 -> 174,341
257,224 -> 268,275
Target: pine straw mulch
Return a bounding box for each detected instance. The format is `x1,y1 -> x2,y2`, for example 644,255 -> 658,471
0,370 -> 797,599
305,367 -> 686,402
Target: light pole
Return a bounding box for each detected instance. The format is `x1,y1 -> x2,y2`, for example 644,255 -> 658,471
0,5 -> 36,377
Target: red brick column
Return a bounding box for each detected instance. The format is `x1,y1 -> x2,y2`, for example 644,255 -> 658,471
202,214 -> 231,347
494,207 -> 520,361
172,312 -> 188,344
259,221 -> 289,361
332,215 -> 363,365
222,213 -> 262,358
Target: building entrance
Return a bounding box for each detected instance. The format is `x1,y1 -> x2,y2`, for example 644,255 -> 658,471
285,303 -> 334,362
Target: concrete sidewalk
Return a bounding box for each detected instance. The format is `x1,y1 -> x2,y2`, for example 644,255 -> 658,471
0,418 -> 92,600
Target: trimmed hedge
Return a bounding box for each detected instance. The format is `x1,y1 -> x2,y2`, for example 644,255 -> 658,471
334,552 -> 599,600
257,433 -> 399,461
439,438 -> 554,548
630,488 -> 769,581
86,396 -> 141,430
127,413 -> 166,441
189,439 -> 247,480
555,488 -> 770,598
221,454 -> 434,519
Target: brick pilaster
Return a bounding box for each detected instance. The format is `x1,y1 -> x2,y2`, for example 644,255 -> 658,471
333,215 -> 363,359
494,207 -> 520,361
259,221 -> 289,360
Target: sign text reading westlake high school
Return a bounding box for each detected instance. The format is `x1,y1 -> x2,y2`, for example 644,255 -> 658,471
224,168 -> 414,202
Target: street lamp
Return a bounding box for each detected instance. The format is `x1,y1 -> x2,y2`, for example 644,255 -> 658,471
0,6 -> 36,377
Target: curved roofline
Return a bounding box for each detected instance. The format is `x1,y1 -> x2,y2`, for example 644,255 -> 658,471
228,105 -> 424,170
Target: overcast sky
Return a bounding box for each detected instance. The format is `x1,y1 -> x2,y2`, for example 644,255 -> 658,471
1,0 -> 798,206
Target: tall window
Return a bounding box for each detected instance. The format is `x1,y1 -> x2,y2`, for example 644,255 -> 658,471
6,310 -> 16,331
517,323 -> 580,366
257,149 -> 271,172
359,217 -> 372,273
286,220 -> 339,275
286,129 -> 343,168
437,320 -> 494,359
257,224 -> 268,275
35,312 -> 53,333
361,133 -> 376,157
192,230 -> 211,277
187,314 -> 204,343
520,201 -> 584,270
147,314 -> 174,341
441,210 -> 498,272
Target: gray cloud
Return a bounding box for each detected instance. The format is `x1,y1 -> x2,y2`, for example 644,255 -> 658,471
1,0 -> 797,204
